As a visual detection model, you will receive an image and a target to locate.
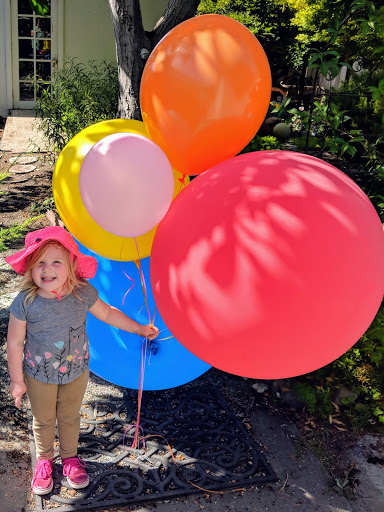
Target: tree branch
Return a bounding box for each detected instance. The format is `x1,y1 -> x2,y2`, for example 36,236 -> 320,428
150,0 -> 200,47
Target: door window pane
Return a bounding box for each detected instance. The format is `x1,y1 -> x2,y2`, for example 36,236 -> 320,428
36,62 -> 51,81
19,61 -> 34,80
18,0 -> 33,15
36,83 -> 50,99
18,0 -> 51,15
35,17 -> 51,37
20,82 -> 34,101
18,16 -> 33,37
19,39 -> 34,59
36,40 -> 51,60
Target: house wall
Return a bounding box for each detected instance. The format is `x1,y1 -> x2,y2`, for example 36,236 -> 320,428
62,0 -> 116,65
140,0 -> 169,30
62,0 -> 168,66
0,0 -> 169,117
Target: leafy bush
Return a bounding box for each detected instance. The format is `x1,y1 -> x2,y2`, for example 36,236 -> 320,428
36,59 -> 118,151
292,381 -> 333,418
30,196 -> 55,215
331,69 -> 384,137
0,217 -> 43,251
240,135 -> 281,153
295,305 -> 384,429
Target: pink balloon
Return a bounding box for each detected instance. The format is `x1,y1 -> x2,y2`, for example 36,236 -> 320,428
150,151 -> 384,379
79,133 -> 174,238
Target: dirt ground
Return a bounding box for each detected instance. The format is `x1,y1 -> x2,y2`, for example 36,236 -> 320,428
0,127 -> 54,511
0,120 -> 384,512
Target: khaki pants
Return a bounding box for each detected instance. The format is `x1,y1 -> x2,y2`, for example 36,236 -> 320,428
25,370 -> 89,460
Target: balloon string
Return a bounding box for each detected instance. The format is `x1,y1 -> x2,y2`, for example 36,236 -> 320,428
131,337 -> 148,449
120,241 -> 136,307
122,424 -> 145,450
121,272 -> 136,307
122,432 -> 245,494
118,240 -> 147,449
130,238 -> 156,449
133,237 -> 152,325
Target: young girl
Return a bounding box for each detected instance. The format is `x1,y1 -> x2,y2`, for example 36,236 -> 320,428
6,226 -> 159,496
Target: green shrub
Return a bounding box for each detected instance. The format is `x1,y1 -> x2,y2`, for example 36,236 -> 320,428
240,135 -> 281,154
36,59 -> 119,151
297,305 -> 384,429
294,135 -> 323,151
292,381 -> 333,418
0,217 -> 43,251
30,196 -> 55,215
331,69 -> 384,137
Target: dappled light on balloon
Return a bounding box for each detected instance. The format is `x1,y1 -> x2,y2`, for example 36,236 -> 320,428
141,14 -> 271,175
150,151 -> 384,379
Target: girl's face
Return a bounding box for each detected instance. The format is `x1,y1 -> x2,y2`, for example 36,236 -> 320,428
31,245 -> 69,298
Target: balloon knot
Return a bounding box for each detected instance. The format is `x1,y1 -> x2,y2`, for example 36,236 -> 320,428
149,341 -> 159,355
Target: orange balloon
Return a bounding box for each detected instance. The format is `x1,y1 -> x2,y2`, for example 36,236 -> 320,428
140,14 -> 272,176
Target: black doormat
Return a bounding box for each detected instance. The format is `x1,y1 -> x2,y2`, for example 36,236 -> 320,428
31,383 -> 277,511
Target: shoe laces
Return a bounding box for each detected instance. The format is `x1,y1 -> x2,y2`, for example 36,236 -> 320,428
63,457 -> 86,476
32,459 -> 52,484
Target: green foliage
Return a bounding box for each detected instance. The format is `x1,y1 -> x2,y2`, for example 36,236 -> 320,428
331,69 -> 384,137
30,196 -> 55,216
290,305 -> 384,430
198,0 -> 302,79
0,217 -> 43,252
288,100 -> 369,158
36,59 -> 118,151
0,169 -> 9,188
369,193 -> 384,222
271,96 -> 293,119
240,135 -> 281,153
311,305 -> 384,428
29,0 -> 50,16
292,381 -> 333,418
294,135 -> 322,150
358,305 -> 384,369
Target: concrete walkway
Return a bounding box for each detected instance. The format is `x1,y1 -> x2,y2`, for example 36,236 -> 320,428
0,110 -> 49,153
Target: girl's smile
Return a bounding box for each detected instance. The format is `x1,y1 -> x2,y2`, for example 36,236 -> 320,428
31,246 -> 69,298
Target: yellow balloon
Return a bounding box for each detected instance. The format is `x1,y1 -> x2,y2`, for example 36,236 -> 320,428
53,119 -> 187,261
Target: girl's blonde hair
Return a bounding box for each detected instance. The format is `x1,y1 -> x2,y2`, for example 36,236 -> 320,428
21,240 -> 86,304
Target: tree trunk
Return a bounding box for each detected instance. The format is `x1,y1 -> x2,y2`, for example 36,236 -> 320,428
108,0 -> 149,119
150,0 -> 201,47
108,0 -> 200,119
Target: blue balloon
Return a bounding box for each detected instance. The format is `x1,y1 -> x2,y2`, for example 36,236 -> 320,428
79,244 -> 211,390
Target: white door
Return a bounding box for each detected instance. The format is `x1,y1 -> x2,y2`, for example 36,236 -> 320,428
11,0 -> 58,109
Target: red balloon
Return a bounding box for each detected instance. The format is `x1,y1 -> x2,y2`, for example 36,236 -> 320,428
140,14 -> 271,176
150,151 -> 384,379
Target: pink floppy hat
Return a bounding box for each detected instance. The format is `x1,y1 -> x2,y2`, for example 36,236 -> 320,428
5,226 -> 98,279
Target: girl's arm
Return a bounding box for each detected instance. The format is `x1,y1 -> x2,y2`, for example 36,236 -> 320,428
7,313 -> 27,409
89,298 -> 159,340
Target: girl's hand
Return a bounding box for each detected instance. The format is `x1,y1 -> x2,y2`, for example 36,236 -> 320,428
138,324 -> 159,340
10,381 -> 27,409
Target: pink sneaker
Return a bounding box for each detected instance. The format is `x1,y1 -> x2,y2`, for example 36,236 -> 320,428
31,458 -> 53,495
62,457 -> 89,489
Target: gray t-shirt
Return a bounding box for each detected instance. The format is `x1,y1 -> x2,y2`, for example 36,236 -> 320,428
10,283 -> 98,384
